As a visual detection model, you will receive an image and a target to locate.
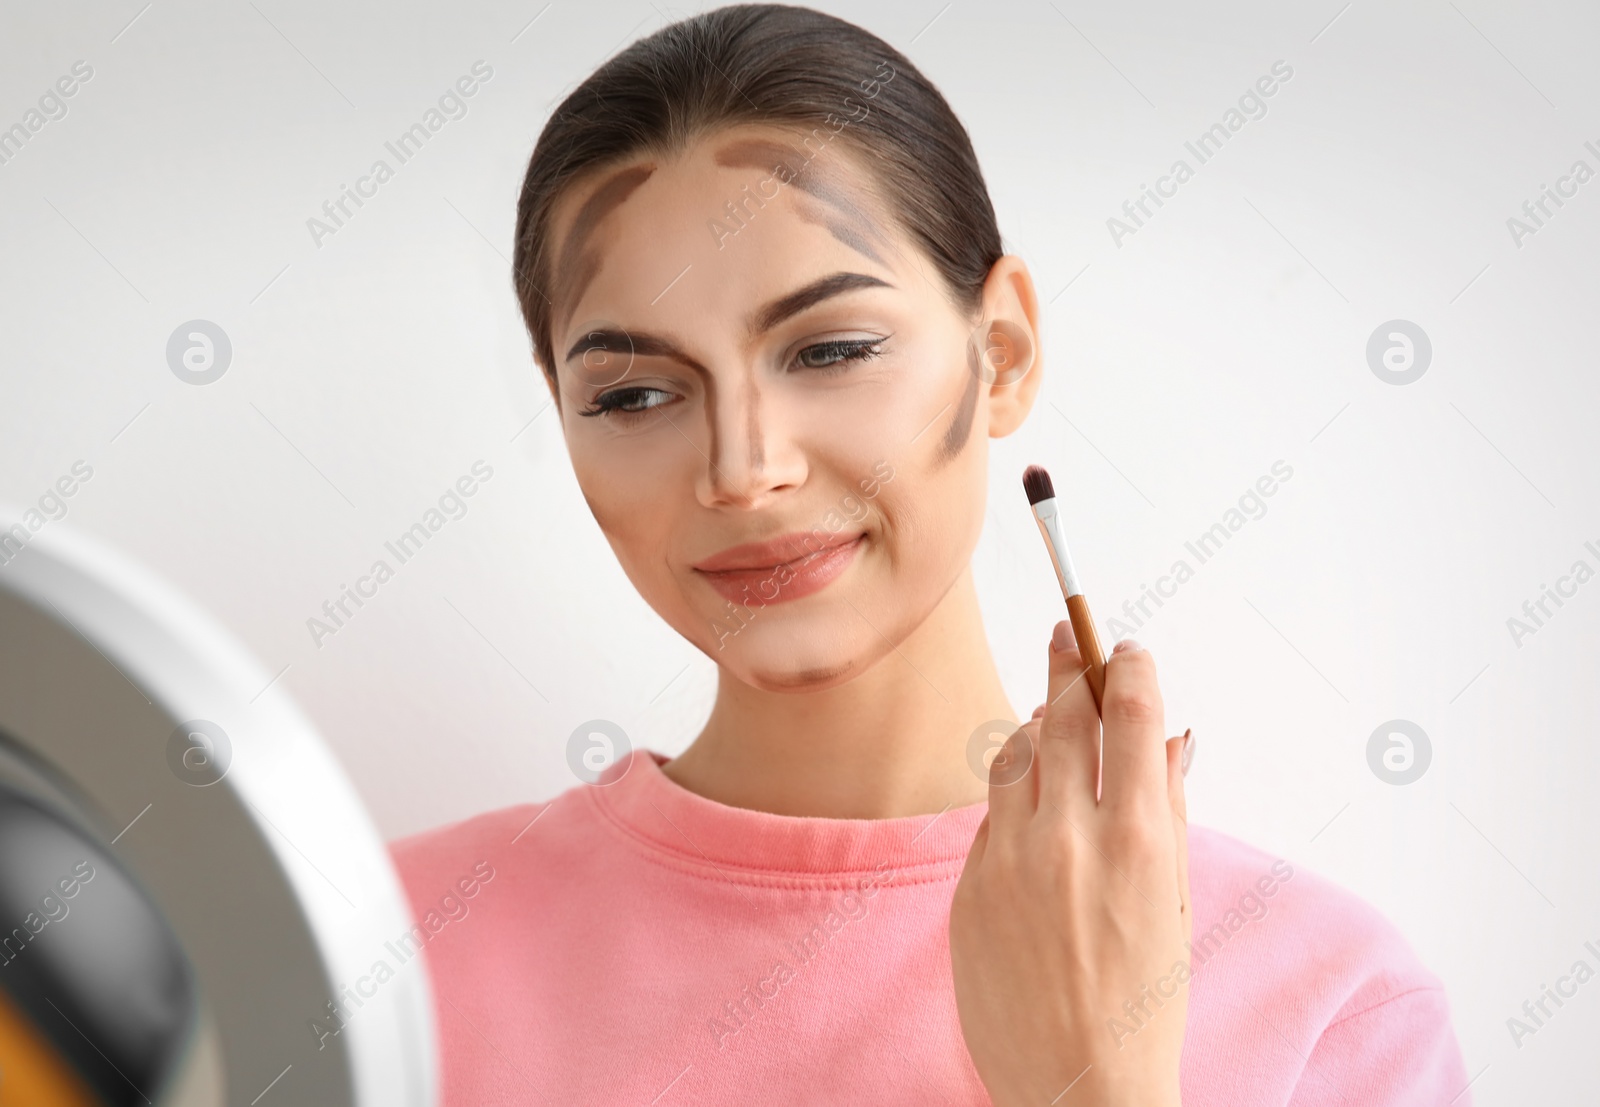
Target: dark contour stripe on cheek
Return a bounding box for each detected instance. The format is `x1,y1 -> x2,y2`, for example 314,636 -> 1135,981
935,350 -> 982,464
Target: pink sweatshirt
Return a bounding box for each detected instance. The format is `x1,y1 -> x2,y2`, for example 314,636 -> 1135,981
389,748 -> 1471,1106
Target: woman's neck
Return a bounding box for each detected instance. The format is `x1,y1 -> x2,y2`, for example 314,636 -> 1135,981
660,568 -> 1017,819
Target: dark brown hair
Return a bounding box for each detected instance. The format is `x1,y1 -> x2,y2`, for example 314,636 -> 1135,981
512,3 -> 1004,380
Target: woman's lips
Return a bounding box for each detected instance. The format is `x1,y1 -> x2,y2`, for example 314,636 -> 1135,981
693,532 -> 866,606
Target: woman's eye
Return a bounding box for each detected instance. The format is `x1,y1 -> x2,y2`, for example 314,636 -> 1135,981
579,386 -> 675,419
577,340 -> 885,418
794,338 -> 885,372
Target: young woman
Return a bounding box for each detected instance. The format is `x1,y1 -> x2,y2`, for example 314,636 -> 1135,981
391,6 -> 1470,1104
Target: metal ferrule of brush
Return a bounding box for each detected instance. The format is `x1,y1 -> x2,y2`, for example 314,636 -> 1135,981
1031,498 -> 1083,599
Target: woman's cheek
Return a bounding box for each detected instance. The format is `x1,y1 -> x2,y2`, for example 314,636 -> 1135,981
880,467 -> 978,579
573,480 -> 673,607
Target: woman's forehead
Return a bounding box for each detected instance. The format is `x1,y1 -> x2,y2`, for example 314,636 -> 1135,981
548,126 -> 905,331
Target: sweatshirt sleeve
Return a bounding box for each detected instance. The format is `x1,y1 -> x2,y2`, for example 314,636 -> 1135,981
1286,985 -> 1473,1107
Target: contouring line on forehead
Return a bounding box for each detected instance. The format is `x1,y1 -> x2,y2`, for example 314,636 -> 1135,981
713,138 -> 894,266
552,162 -> 655,333
791,195 -> 888,267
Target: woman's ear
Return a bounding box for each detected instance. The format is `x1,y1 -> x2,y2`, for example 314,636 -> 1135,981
974,255 -> 1044,439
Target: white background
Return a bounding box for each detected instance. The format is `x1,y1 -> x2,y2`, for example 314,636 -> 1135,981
2,1 -> 1597,1101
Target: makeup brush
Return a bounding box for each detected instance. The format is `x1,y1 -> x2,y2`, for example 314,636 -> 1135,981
1023,464 -> 1106,711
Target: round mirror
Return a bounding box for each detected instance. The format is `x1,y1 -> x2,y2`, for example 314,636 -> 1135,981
0,510 -> 435,1106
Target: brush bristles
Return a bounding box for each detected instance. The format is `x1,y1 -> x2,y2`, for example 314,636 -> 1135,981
1022,465 -> 1055,505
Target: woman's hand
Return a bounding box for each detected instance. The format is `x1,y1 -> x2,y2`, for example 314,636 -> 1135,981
949,621 -> 1192,1107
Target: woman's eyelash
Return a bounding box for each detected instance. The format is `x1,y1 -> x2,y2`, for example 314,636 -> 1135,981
795,337 -> 886,372
578,337 -> 888,419
578,387 -> 674,418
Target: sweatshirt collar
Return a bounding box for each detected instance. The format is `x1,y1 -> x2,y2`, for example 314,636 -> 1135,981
586,747 -> 987,884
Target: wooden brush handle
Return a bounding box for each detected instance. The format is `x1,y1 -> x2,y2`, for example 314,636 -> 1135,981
1065,593 -> 1106,712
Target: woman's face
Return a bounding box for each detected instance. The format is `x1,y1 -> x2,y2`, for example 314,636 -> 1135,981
545,123 -> 1041,691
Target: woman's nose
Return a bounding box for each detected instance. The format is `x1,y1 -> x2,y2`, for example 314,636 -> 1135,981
695,375 -> 806,510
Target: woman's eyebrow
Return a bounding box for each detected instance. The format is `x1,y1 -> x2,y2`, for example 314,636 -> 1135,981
748,271 -> 891,335
563,271 -> 892,365
564,328 -> 707,372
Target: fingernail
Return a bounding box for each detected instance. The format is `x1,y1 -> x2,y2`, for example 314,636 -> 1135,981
1181,728 -> 1194,776
1051,620 -> 1074,653
1112,637 -> 1143,655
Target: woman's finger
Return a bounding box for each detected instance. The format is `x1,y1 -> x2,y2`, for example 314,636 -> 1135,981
1035,618 -> 1100,818
1165,735 -> 1192,931
985,718 -> 1039,830
1098,640 -> 1166,817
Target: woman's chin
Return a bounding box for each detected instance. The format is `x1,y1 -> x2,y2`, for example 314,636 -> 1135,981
704,614 -> 887,693
742,660 -> 862,693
